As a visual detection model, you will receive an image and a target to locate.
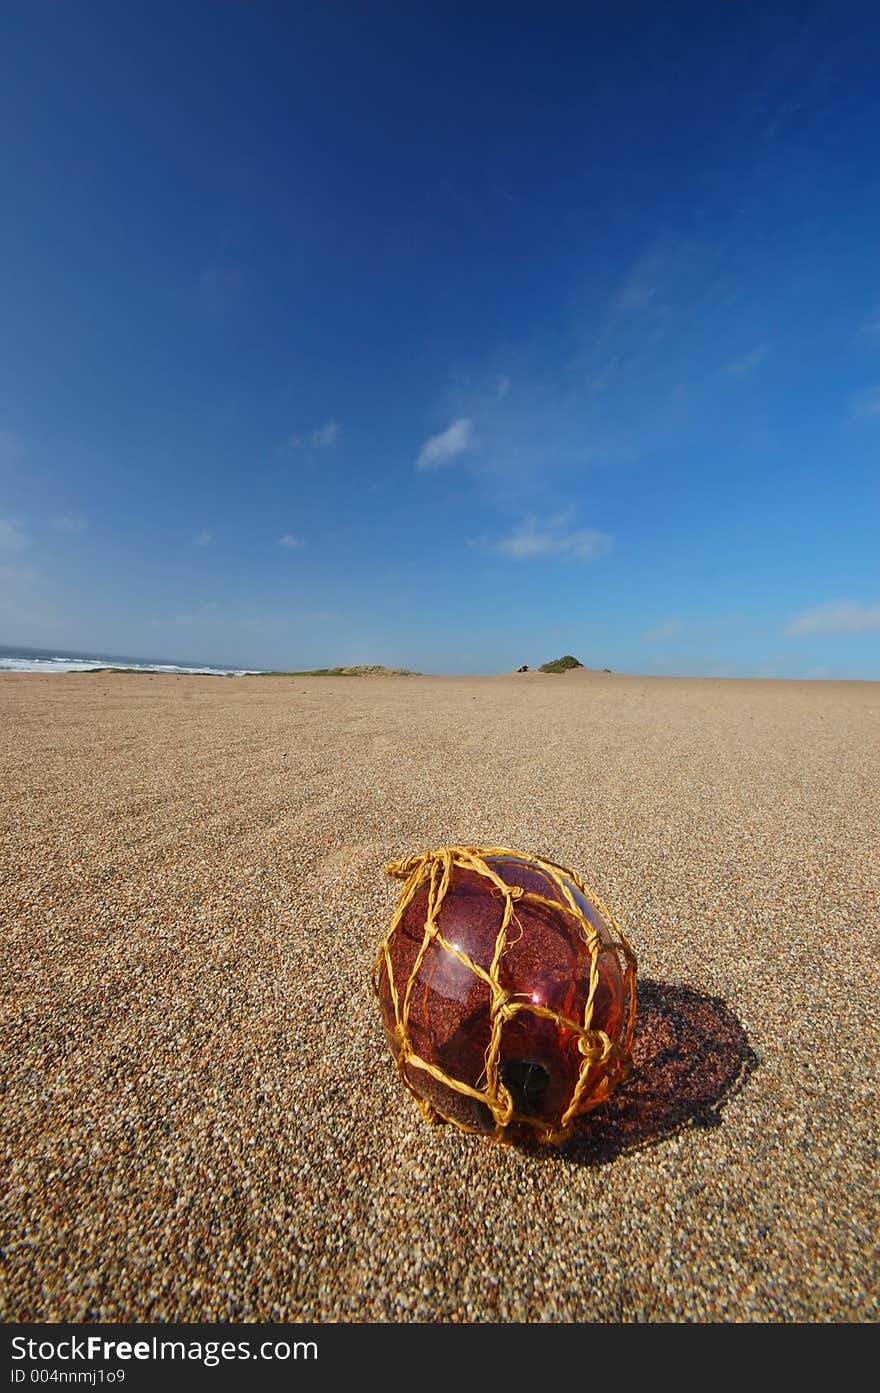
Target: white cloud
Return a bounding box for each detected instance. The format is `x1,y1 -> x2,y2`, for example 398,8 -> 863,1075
721,345 -> 768,378
787,601 -> 880,635
311,422 -> 339,448
493,519 -> 613,562
416,417 -> 474,470
279,533 -> 304,549
195,530 -> 212,547
496,375 -> 511,398
284,422 -> 339,451
0,517 -> 29,549
410,237 -> 746,503
643,619 -> 684,642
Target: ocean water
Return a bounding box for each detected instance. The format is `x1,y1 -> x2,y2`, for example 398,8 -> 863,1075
0,643 -> 263,677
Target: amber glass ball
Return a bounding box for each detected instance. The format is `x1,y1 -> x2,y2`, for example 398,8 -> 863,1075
374,849 -> 636,1144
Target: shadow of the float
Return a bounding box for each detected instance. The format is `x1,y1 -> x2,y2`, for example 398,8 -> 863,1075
526,978 -> 759,1167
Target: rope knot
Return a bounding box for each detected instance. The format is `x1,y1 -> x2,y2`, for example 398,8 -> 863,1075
491,989 -> 520,1023
578,1030 -> 612,1062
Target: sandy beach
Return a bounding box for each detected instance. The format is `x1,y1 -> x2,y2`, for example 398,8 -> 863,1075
1,667 -> 877,1323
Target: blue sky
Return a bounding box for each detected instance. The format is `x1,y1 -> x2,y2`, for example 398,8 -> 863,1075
1,1 -> 879,677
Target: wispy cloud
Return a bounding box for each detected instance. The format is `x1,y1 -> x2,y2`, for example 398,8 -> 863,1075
0,431 -> 26,465
721,344 -> 768,378
0,562 -> 35,584
643,619 -> 684,642
198,262 -> 245,318
174,601 -> 219,627
787,601 -> 880,635
416,417 -> 474,470
858,312 -> 880,338
285,422 -> 340,450
492,517 -> 613,562
310,421 -> 339,448
195,530 -> 212,547
416,234 -> 771,508
51,513 -> 86,535
279,533 -> 304,549
0,517 -> 29,550
0,562 -> 38,626
616,273 -> 656,312
851,387 -> 880,418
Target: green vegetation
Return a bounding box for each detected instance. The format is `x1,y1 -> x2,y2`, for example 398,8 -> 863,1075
263,667 -> 357,676
538,654 -> 584,673
253,664 -> 422,677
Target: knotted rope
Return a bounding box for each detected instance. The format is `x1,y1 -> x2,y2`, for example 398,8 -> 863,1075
372,845 -> 637,1144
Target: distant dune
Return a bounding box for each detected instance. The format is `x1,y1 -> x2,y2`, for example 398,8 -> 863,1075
538,654 -> 584,673
512,654 -> 612,675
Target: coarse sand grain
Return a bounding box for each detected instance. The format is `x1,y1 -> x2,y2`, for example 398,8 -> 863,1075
1,669 -> 877,1322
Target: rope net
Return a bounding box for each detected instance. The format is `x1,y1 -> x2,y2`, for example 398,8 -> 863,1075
372,845 -> 638,1145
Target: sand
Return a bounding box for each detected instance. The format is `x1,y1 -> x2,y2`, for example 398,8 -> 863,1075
1,668 -> 877,1323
